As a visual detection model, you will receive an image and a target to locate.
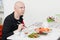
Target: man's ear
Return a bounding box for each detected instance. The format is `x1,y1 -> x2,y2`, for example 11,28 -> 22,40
14,7 -> 16,10
14,6 -> 16,10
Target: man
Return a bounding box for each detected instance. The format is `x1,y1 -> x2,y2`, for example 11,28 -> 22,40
2,1 -> 25,40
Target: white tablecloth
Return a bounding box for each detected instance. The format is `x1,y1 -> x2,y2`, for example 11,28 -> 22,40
7,27 -> 60,40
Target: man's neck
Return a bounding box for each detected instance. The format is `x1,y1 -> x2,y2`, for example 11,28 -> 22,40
14,12 -> 20,20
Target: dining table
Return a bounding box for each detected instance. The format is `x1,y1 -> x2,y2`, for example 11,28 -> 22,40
7,22 -> 60,40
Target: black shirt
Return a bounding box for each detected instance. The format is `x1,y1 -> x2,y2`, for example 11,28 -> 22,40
2,12 -> 23,40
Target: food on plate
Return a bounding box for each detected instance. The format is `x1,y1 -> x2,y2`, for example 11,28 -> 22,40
28,33 -> 39,38
47,16 -> 55,22
35,27 -> 50,34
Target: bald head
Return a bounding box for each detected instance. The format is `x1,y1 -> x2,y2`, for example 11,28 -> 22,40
14,1 -> 25,16
14,1 -> 25,8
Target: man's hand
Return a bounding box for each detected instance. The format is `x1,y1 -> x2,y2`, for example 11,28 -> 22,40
14,24 -> 25,33
17,24 -> 25,31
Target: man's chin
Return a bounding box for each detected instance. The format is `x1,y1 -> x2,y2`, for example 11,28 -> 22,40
19,12 -> 24,16
21,13 -> 24,15
21,14 -> 24,15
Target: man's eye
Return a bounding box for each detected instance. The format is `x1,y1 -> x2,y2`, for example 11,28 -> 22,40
20,7 -> 22,8
19,7 -> 23,8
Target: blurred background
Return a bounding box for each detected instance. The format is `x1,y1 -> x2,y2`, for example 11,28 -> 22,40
0,0 -> 4,25
2,0 -> 60,26
0,0 -> 4,39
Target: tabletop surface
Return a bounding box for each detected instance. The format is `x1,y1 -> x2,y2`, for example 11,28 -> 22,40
7,26 -> 60,40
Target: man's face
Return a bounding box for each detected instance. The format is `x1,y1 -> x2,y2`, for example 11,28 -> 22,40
15,3 -> 25,16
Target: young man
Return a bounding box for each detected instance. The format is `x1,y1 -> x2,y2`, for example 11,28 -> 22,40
2,1 -> 25,40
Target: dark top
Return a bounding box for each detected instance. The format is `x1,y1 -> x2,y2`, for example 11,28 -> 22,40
57,37 -> 60,40
2,12 -> 23,40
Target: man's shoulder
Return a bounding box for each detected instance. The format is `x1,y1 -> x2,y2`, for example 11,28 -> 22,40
4,13 -> 13,21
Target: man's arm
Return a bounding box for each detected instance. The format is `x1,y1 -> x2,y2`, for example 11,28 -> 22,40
2,17 -> 13,40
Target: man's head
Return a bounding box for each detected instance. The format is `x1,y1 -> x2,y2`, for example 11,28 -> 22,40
14,1 -> 25,16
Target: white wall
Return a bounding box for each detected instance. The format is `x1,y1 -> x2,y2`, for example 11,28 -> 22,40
3,0 -> 60,26
0,12 -> 4,24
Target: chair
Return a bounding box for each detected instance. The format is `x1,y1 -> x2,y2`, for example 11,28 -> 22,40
0,25 -> 3,40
